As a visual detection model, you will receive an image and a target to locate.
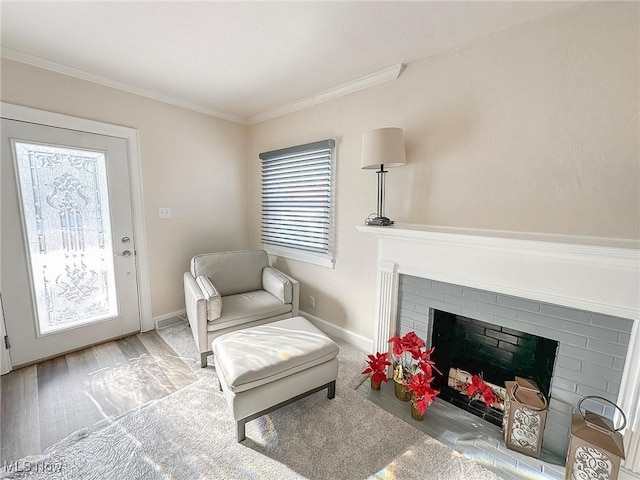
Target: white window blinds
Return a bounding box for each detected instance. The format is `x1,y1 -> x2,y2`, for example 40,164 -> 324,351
260,139 -> 335,261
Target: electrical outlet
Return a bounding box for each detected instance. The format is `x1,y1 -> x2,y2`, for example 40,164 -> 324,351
309,296 -> 315,308
158,207 -> 171,219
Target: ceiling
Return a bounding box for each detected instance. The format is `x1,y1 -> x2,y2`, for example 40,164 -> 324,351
0,1 -> 575,124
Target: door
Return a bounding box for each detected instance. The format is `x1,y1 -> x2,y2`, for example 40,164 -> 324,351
1,119 -> 140,366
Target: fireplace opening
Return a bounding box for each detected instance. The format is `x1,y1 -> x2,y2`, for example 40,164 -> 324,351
431,310 -> 558,427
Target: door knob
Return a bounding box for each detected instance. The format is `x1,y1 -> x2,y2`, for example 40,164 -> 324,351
115,250 -> 132,257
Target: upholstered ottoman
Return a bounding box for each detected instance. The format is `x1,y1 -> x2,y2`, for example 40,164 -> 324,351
212,316 -> 339,442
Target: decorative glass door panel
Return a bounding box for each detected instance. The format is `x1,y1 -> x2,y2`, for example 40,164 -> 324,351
13,142 -> 119,334
3,117 -> 139,367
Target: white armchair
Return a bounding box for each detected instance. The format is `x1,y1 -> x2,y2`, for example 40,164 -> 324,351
183,249 -> 299,367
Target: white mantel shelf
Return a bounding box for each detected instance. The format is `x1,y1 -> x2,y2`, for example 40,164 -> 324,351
357,223 -> 640,249
357,223 -> 640,476
357,223 -> 640,322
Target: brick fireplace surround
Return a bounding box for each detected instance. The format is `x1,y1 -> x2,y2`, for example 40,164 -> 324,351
357,223 -> 640,479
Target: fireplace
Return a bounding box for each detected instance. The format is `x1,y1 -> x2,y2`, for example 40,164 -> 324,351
395,272 -> 635,458
357,223 -> 640,477
430,309 -> 558,427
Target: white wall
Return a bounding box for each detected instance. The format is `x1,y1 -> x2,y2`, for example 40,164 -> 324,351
0,59 -> 250,319
246,3 -> 639,341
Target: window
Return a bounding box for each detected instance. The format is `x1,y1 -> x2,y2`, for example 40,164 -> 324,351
260,139 -> 335,267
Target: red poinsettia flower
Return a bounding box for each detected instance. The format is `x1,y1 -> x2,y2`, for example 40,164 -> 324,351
414,387 -> 440,415
406,372 -> 433,396
417,347 -> 442,376
388,332 -> 426,359
388,335 -> 405,358
407,372 -> 440,415
403,331 -> 426,360
466,374 -> 498,407
362,352 -> 391,384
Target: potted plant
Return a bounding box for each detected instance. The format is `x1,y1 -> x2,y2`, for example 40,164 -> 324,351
388,331 -> 440,401
362,352 -> 391,390
406,371 -> 440,420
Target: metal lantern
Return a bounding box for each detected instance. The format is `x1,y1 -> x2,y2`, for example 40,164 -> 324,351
565,396 -> 626,480
503,377 -> 549,458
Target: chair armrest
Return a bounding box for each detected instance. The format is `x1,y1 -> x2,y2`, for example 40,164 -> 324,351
262,267 -> 299,315
195,275 -> 222,320
183,272 -> 209,355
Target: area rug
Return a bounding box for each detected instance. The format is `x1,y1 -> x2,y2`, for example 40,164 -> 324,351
1,322 -> 502,480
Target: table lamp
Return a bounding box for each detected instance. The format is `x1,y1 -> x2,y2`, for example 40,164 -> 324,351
361,127 -> 406,226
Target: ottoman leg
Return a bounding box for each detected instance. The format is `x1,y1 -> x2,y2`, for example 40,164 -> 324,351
200,352 -> 209,368
328,380 -> 336,399
236,418 -> 246,443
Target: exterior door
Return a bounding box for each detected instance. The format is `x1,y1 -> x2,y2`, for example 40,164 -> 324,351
1,119 -> 140,366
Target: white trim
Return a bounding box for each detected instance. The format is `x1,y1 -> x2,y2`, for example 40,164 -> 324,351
264,244 -> 335,269
248,64 -> 404,125
300,310 -> 372,353
1,102 -> 154,334
2,48 -> 404,127
153,309 -> 186,323
1,47 -> 245,125
357,223 -> 640,321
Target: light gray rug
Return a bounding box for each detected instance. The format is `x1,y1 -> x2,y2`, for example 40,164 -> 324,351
1,323 -> 502,480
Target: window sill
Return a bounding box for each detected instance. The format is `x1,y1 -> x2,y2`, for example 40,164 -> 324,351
264,245 -> 335,269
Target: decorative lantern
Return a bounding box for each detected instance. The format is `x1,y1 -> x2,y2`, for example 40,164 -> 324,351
503,377 -> 548,458
565,396 -> 626,480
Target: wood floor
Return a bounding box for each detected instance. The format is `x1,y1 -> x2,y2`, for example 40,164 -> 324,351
0,330 -> 198,463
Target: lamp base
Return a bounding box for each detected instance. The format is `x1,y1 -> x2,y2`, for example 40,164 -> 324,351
365,216 -> 395,227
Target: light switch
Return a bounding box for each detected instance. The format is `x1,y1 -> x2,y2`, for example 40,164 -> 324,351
158,207 -> 171,219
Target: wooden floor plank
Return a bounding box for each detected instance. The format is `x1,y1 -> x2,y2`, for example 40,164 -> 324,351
137,331 -> 197,391
115,335 -> 176,404
0,366 -> 40,462
91,340 -> 129,372
1,331 -> 195,460
88,340 -> 132,417
37,355 -> 73,451
64,348 -> 105,430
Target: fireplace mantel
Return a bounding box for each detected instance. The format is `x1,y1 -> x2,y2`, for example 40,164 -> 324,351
357,223 -> 640,475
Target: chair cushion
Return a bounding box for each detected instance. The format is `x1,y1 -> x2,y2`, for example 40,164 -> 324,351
191,250 -> 269,296
212,316 -> 339,393
207,290 -> 291,329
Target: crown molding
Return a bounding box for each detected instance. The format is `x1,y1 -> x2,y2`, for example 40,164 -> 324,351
1,46 -> 246,124
247,63 -> 405,125
2,47 -> 404,126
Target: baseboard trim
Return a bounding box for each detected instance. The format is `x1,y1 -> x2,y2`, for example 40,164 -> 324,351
154,309 -> 186,330
299,310 -> 372,352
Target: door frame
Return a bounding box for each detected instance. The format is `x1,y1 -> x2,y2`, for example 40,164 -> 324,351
0,103 -> 153,371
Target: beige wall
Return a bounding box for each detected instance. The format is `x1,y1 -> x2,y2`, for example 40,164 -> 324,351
247,3 -> 639,340
1,2 -> 636,337
1,59 -> 249,319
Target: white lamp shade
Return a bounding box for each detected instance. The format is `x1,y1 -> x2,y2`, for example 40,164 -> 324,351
361,127 -> 406,169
